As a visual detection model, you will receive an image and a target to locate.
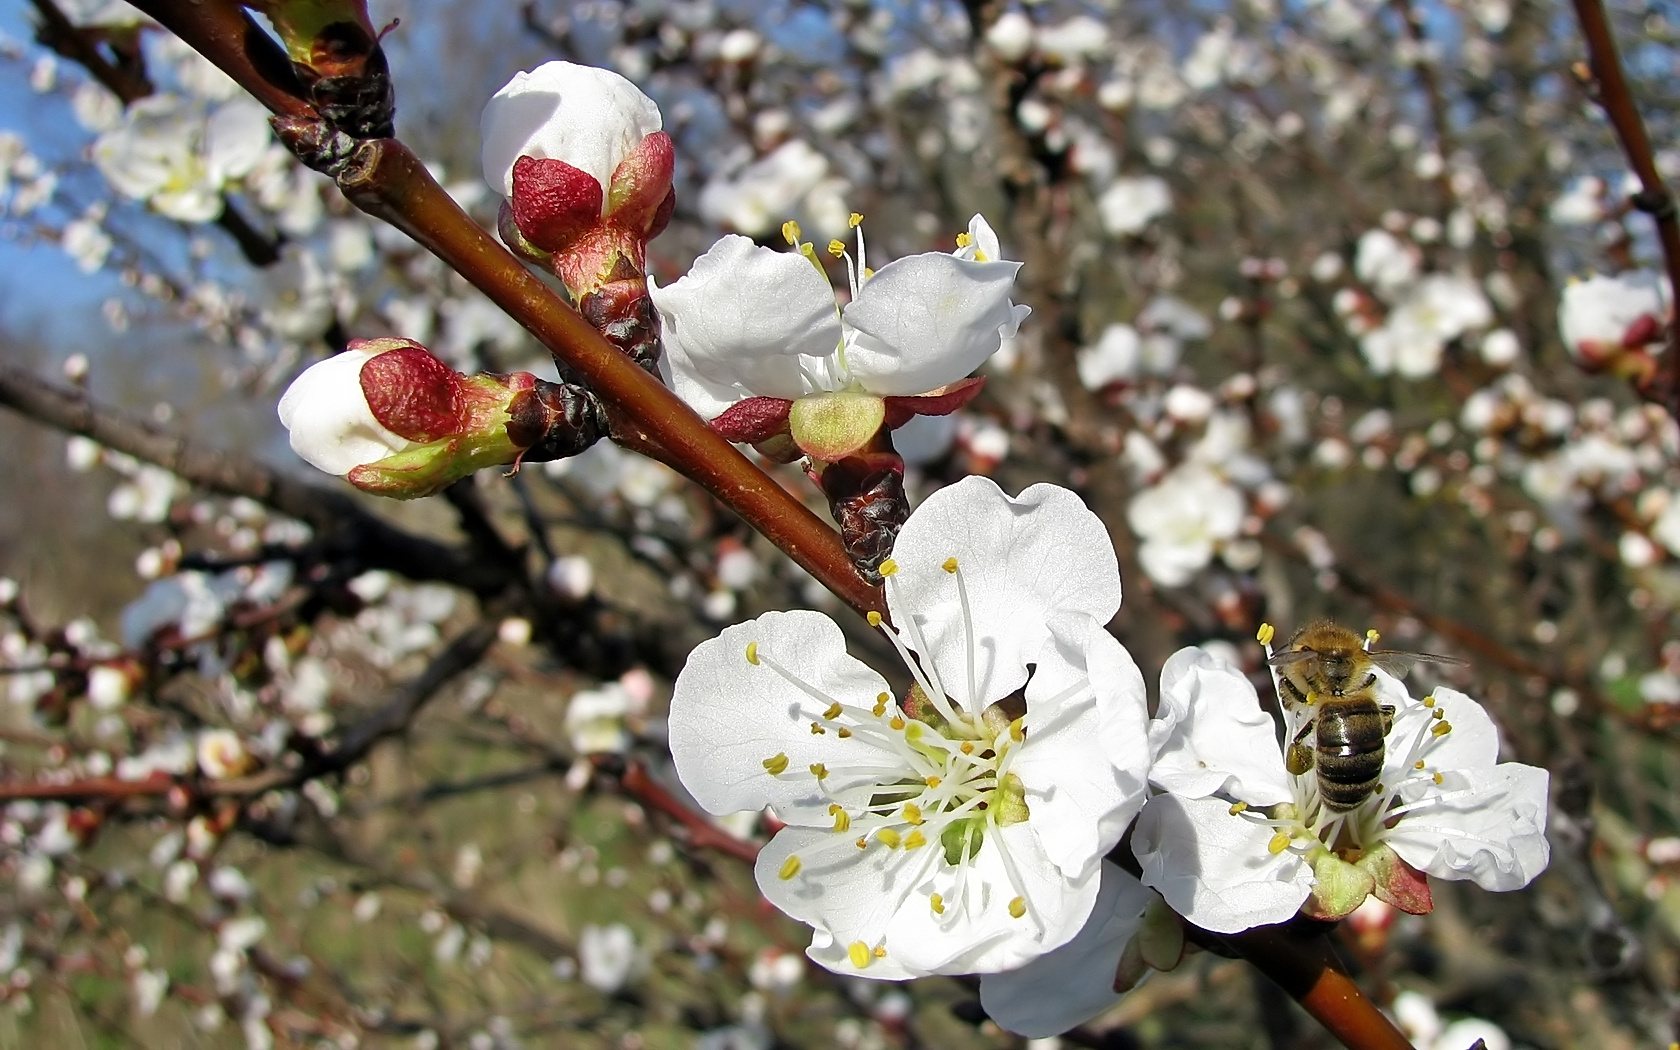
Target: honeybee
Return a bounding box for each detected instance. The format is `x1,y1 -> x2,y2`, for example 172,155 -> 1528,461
1268,620 -> 1464,811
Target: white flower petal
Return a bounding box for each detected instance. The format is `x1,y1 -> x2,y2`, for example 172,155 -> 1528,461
1149,647 -> 1293,806
886,476 -> 1121,709
978,862 -> 1153,1037
1013,615 -> 1149,879
668,611 -> 896,822
1132,794 -> 1312,934
650,235 -> 842,416
480,61 -> 661,196
842,253 -> 1025,395
1384,764 -> 1550,891
277,347 -> 415,475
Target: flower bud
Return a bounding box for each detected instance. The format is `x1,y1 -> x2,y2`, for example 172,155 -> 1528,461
278,338 -> 593,499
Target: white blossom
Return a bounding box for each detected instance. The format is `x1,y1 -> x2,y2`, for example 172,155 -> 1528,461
480,61 -> 662,198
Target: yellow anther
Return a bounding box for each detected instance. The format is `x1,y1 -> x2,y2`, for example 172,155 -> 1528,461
960,741 -> 975,755
1422,694 -> 1436,708
872,945 -> 887,958
903,830 -> 926,849
855,836 -> 868,850
956,231 -> 973,249
1008,896 -> 1027,919
847,941 -> 871,969
878,559 -> 898,577
867,611 -> 883,627
1432,772 -> 1445,785
827,239 -> 846,257
1267,831 -> 1292,855
829,804 -> 851,832
1431,721 -> 1452,737
810,723 -> 826,735
862,266 -> 875,278
1009,718 -> 1025,743
798,242 -> 819,264
942,556 -> 959,573
877,827 -> 902,849
823,701 -> 844,721
1365,628 -> 1381,645
837,727 -> 853,739
1414,760 -> 1426,770
810,763 -> 829,780
778,855 -> 802,881
849,212 -> 864,228
890,715 -> 906,730
762,753 -> 789,775
1228,801 -> 1249,815
925,775 -> 942,788
902,803 -> 924,825
745,641 -> 760,666
929,892 -> 945,915
1256,622 -> 1275,646
873,692 -> 889,716
1431,708 -> 1445,721
781,220 -> 802,246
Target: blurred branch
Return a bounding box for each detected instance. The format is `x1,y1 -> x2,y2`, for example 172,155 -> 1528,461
1570,0 -> 1680,421
0,359 -> 508,594
588,754 -> 762,866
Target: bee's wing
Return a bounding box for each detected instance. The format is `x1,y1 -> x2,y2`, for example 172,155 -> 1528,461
1267,649 -> 1319,669
1366,650 -> 1467,678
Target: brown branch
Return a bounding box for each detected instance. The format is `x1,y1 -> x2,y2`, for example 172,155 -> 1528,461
1570,0 -> 1680,421
589,754 -> 763,866
0,360 -> 507,594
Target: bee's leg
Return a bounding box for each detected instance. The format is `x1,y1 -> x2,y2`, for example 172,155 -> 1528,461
1286,719 -> 1316,776
1278,676 -> 1309,708
1380,705 -> 1396,736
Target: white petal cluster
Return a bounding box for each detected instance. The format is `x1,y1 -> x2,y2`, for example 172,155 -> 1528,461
93,95 -> 269,222
1126,466 -> 1245,586
668,478 -> 1149,981
277,347 -> 418,476
480,61 -> 662,198
650,215 -> 1029,420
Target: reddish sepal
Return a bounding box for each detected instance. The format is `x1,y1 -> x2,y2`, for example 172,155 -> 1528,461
882,376 -> 986,429
709,396 -> 793,444
359,345 -> 464,441
510,155 -> 606,253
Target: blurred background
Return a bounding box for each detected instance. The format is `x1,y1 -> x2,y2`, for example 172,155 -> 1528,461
1,0 -> 1677,1046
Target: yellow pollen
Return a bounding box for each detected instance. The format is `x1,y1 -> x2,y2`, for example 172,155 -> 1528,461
873,945 -> 887,959
847,941 -> 871,969
827,238 -> 845,257
873,692 -> 889,716
1008,896 -> 1027,919
1431,709 -> 1445,721
829,804 -> 851,831
878,559 -> 898,577
1267,831 -> 1292,855
960,741 -> 975,755
942,557 -> 959,573
877,827 -> 902,849
781,220 -> 802,245
1256,622 -> 1275,646
1422,694 -> 1437,708
929,893 -> 945,915
1366,628 -> 1381,645
956,231 -> 973,249
778,855 -> 802,880
849,212 -> 864,228
810,723 -> 826,735
1228,801 -> 1249,815
863,266 -> 875,278
823,701 -> 844,720
867,611 -> 883,627
902,803 -> 924,825
762,753 -> 789,775
837,727 -> 853,739
890,715 -> 906,730
1414,760 -> 1427,770
1432,721 -> 1453,737
855,836 -> 868,850
1009,718 -> 1025,743
745,641 -> 760,665
903,829 -> 926,849
1433,771 -> 1445,785
810,762 -> 829,780
925,775 -> 941,788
